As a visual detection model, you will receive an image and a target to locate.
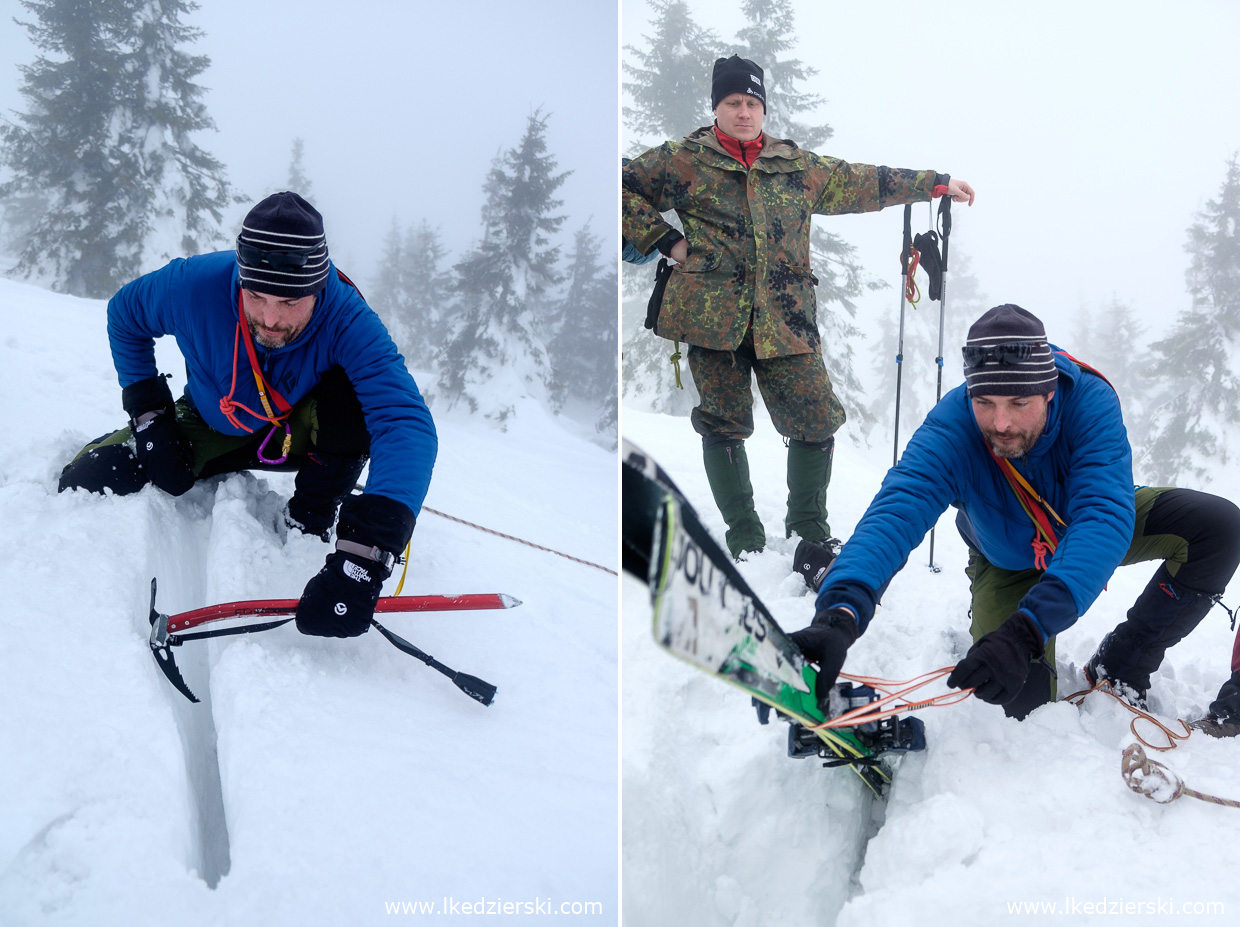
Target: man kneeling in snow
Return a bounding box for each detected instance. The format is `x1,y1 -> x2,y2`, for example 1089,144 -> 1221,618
790,304 -> 1240,730
58,192 -> 436,639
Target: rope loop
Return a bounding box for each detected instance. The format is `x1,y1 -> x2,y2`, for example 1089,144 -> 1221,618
1061,680 -> 1191,751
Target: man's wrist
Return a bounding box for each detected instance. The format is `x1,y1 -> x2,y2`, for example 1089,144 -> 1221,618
654,229 -> 684,257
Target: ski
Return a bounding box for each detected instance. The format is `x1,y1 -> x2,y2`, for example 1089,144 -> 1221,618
146,578 -> 517,706
623,441 -> 925,796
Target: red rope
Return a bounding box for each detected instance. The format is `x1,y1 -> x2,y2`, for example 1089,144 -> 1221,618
903,247 -> 922,304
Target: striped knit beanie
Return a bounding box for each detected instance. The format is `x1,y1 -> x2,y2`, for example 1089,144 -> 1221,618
236,192 -> 330,298
963,304 -> 1059,397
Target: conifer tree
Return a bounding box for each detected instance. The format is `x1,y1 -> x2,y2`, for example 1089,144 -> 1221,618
286,137 -> 313,198
370,216 -> 407,343
1139,156 -> 1240,485
402,220 -> 454,360
731,0 -> 832,148
548,223 -> 618,447
622,0 -> 720,148
0,0 -> 236,297
1068,296 -> 1148,435
437,111 -> 569,425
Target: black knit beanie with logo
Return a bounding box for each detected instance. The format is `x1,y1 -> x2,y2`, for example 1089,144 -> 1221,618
963,304 -> 1059,397
236,192 -> 330,299
711,55 -> 766,112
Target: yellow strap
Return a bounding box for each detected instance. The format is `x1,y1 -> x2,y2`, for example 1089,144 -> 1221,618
248,365 -> 278,420
1000,460 -> 1067,529
393,539 -> 412,596
670,342 -> 684,390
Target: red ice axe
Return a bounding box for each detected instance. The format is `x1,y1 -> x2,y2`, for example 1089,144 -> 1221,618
146,578 -> 517,707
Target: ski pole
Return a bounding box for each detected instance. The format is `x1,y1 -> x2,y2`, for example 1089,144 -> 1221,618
927,196 -> 952,571
893,204 -> 913,468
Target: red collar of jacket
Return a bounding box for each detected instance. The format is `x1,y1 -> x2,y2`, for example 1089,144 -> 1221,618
713,124 -> 765,167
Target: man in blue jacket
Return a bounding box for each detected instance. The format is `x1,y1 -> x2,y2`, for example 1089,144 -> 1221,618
59,192 -> 437,639
790,304 -> 1240,725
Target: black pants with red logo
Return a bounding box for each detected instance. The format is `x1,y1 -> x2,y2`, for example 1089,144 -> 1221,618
967,486 -> 1240,719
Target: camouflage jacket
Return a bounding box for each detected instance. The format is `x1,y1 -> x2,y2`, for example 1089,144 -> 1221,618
623,126 -> 940,358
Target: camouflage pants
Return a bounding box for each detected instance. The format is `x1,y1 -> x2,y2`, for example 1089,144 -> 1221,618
687,326 -> 846,447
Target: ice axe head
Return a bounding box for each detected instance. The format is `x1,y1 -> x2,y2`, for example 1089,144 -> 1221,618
147,578 -> 200,704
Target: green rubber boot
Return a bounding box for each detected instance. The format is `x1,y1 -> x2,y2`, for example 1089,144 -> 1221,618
702,443 -> 766,559
785,438 -> 834,541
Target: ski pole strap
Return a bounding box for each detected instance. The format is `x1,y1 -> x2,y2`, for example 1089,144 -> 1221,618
988,448 -> 1065,570
900,204 -> 912,277
1121,743 -> 1240,808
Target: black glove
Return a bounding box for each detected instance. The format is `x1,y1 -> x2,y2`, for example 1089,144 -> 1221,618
947,612 -> 1044,705
787,607 -> 859,701
295,493 -> 416,638
296,551 -> 385,637
121,375 -> 195,496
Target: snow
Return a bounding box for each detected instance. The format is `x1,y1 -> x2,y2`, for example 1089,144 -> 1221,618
623,408 -> 1240,927
0,277 -> 617,924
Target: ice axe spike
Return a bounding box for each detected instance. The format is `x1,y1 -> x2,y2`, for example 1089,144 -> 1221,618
147,578 -> 201,704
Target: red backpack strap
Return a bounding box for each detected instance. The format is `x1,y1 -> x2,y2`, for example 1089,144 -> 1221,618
1055,350 -> 1117,396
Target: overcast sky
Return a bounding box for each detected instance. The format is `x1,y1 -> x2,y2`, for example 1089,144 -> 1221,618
622,0 -> 1240,344
0,0 -> 618,292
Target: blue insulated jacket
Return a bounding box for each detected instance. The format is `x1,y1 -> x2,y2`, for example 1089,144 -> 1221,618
107,251 -> 436,515
817,353 -> 1134,640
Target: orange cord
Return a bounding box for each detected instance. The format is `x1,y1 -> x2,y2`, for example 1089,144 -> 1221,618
903,247 -> 922,305
806,666 -> 974,730
1061,680 -> 1192,752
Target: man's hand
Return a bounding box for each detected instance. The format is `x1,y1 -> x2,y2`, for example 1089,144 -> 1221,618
787,606 -> 859,701
947,611 -> 1044,705
295,493 -> 416,638
947,178 -> 976,205
296,551 -> 383,637
121,375 -> 195,496
669,238 -> 689,263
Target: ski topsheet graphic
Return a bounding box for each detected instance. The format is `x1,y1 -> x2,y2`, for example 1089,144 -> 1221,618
624,440 -> 925,796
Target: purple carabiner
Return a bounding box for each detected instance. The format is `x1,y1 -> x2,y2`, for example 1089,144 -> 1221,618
257,421 -> 291,465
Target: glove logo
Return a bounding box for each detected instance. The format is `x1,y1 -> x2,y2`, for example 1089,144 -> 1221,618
343,560 -> 372,583
334,603 -> 347,616
145,441 -> 154,451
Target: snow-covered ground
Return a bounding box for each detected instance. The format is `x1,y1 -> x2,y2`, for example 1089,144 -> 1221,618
0,277 -> 617,925
623,408 -> 1240,927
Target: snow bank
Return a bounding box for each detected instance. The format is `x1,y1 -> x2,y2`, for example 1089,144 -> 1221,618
623,408 -> 1239,927
0,277 -> 617,925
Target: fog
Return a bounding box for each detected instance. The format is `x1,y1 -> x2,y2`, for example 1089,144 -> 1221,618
622,0 -> 1240,343
0,0 -> 618,292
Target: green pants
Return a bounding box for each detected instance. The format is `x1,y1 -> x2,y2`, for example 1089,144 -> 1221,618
966,486 -> 1185,706
69,395 -> 322,478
